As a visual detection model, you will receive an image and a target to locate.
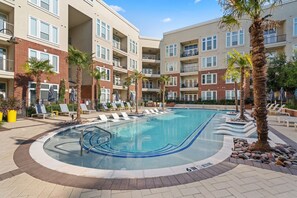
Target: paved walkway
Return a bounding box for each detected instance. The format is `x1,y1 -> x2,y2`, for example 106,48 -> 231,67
0,111 -> 296,198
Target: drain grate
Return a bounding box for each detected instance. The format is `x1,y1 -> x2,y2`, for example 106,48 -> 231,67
186,162 -> 213,172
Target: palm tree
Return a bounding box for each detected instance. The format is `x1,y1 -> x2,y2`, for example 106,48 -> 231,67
25,57 -> 54,104
67,45 -> 93,123
123,75 -> 132,102
126,70 -> 147,114
159,75 -> 170,111
91,68 -> 106,110
227,50 -> 252,120
218,0 -> 281,151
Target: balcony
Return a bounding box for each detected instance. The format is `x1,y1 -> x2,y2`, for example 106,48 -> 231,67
113,81 -> 127,90
142,54 -> 160,63
0,20 -> 14,41
113,62 -> 128,73
0,58 -> 14,79
142,69 -> 160,78
142,85 -> 160,92
112,40 -> 127,57
180,83 -> 198,91
264,34 -> 286,47
181,64 -> 198,76
181,48 -> 199,58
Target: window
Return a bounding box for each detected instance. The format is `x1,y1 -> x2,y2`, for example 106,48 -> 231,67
183,94 -> 198,101
202,36 -> 217,51
166,44 -> 177,57
293,17 -> 297,36
225,77 -> 240,84
168,76 -> 177,86
226,90 -> 241,100
165,62 -> 178,72
96,19 -> 110,41
202,56 -> 217,68
264,28 -> 277,44
29,82 -> 59,105
201,91 -> 217,101
29,16 -> 59,44
129,39 -> 138,54
202,73 -> 217,84
167,91 -> 177,100
129,59 -> 138,70
226,30 -> 244,47
29,0 -> 59,15
96,66 -> 110,81
100,88 -> 110,103
96,45 -> 110,61
28,48 -> 59,72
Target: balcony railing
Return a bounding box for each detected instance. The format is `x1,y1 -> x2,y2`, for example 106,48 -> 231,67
142,69 -> 160,75
113,62 -> 127,69
180,83 -> 198,88
0,58 -> 14,72
181,49 -> 198,57
264,34 -> 286,45
142,54 -> 160,60
142,85 -> 159,89
0,19 -> 14,37
113,40 -> 121,49
181,65 -> 198,73
113,81 -> 124,86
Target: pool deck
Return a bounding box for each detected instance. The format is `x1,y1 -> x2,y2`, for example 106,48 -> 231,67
0,110 -> 297,197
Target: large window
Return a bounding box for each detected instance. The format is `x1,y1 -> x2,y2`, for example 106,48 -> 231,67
226,30 -> 244,47
202,56 -> 217,68
294,18 -> 297,36
96,66 -> 110,81
29,0 -> 59,15
29,82 -> 59,105
96,19 -> 110,41
100,88 -> 110,103
167,91 -> 177,100
225,77 -> 240,84
168,76 -> 177,86
165,62 -> 178,72
226,90 -> 241,100
201,91 -> 217,101
29,48 -> 59,72
202,73 -> 217,85
129,39 -> 138,54
202,36 -> 217,51
96,45 -> 110,61
166,44 -> 177,57
129,59 -> 138,70
29,16 -> 59,44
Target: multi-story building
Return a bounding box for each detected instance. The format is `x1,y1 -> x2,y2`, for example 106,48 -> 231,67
0,0 -> 296,105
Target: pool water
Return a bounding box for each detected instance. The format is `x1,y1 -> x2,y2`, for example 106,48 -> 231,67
44,109 -> 225,170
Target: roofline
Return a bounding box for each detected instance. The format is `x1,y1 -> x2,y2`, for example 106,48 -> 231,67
163,18 -> 221,36
139,36 -> 161,41
98,0 -> 140,33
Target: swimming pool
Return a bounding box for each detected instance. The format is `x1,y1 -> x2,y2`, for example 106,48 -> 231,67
43,109 -> 225,170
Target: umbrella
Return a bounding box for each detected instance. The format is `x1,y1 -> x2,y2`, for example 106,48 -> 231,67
70,87 -> 76,102
48,86 -> 55,102
269,89 -> 274,102
294,88 -> 297,100
130,91 -> 135,102
279,87 -> 286,105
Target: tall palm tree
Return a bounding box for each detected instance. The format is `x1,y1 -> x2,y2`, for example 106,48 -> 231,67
224,61 -> 240,112
127,70 -> 147,114
227,50 -> 252,120
219,0 -> 281,151
25,57 -> 54,104
123,75 -> 132,102
159,75 -> 170,111
67,45 -> 93,123
91,68 -> 106,109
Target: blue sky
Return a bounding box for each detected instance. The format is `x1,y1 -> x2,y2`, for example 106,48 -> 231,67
104,0 -> 223,38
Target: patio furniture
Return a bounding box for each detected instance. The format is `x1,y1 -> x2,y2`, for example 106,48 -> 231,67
120,102 -> 127,110
32,104 -> 51,119
59,104 -> 77,116
121,112 -> 138,119
284,117 -> 297,127
80,104 -> 96,114
98,114 -> 120,122
111,113 -> 130,120
218,121 -> 254,130
215,123 -> 256,133
111,103 -> 119,111
101,103 -> 110,111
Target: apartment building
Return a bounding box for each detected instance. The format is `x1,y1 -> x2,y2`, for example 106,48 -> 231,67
161,0 -> 297,101
0,0 -> 296,105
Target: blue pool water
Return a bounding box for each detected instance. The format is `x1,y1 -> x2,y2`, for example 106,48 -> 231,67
44,109 -> 225,170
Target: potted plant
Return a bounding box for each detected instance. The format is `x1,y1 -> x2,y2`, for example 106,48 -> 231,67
0,98 -> 7,122
7,97 -> 22,123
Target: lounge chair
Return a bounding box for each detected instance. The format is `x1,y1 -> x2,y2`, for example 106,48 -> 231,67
215,124 -> 255,133
269,104 -> 290,116
266,103 -> 271,108
98,114 -> 120,122
126,102 -> 133,110
111,113 -> 130,120
143,109 -> 152,115
149,109 -> 159,114
284,117 -> 297,127
32,104 -> 51,119
218,121 -> 254,130
121,112 -> 138,119
153,108 -> 165,114
101,103 -> 110,111
267,104 -> 275,110
111,103 -> 119,111
80,104 -> 96,114
214,128 -> 257,137
120,102 -> 127,110
271,104 -> 280,111
59,104 -> 77,116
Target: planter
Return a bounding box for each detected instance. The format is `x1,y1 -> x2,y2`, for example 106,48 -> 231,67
7,110 -> 17,123
0,112 -> 2,122
284,108 -> 297,117
166,102 -> 176,107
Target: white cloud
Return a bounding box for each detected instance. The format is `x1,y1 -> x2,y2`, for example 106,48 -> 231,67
162,17 -> 172,23
109,5 -> 125,12
194,0 -> 202,3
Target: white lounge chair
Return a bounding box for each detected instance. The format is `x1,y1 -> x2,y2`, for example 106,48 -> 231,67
215,124 -> 255,133
111,113 -> 130,120
98,114 -> 120,122
120,102 -> 127,110
266,103 -> 271,108
149,109 -> 159,114
217,121 -> 254,130
153,108 -> 165,114
121,112 -> 138,119
80,104 -> 96,114
126,102 -> 133,110
284,117 -> 297,127
143,109 -> 152,115
214,128 -> 257,137
32,104 -> 51,119
111,103 -> 119,111
269,104 -> 290,116
267,104 -> 275,110
59,104 -> 77,116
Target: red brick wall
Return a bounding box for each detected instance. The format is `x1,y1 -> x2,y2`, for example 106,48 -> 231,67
14,39 -> 69,104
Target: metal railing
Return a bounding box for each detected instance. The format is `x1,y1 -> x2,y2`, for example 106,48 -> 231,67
142,54 -> 160,60
0,20 -> 14,36
113,81 -> 124,86
113,40 -> 127,52
0,58 -> 14,72
181,64 -> 198,73
264,34 -> 286,45
142,85 -> 159,89
113,62 -> 127,69
181,49 -> 199,57
180,83 -> 199,88
142,69 -> 160,75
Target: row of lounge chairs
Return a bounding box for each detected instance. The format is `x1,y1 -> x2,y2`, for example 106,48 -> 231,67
267,104 -> 290,116
101,102 -> 133,111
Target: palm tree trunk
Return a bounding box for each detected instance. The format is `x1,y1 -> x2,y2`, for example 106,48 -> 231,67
135,80 -> 138,114
162,84 -> 165,111
36,74 -> 41,104
127,87 -> 130,103
250,20 -> 270,151
240,67 -> 245,120
97,81 -> 101,110
76,67 -> 82,123
234,81 -> 238,112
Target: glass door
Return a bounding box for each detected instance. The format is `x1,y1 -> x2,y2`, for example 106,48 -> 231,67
0,48 -> 7,71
